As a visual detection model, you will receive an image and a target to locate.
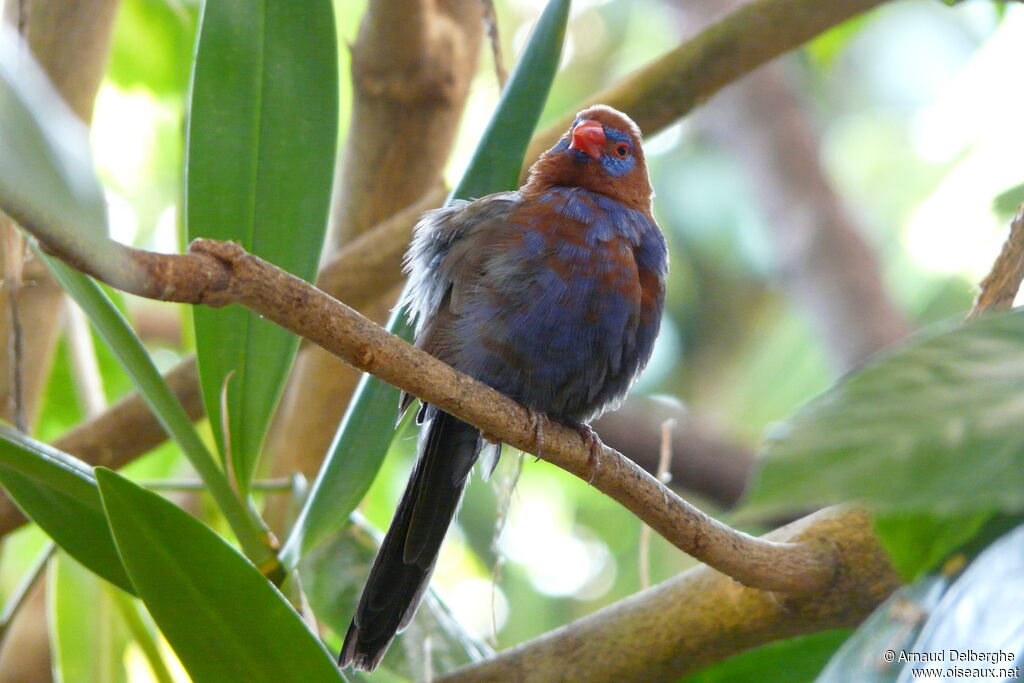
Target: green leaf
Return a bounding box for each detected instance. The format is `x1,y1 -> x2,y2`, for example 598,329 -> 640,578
745,310 -> 1024,518
992,182 -> 1024,222
40,254 -> 275,570
49,552 -> 132,683
875,511 -> 989,582
282,0 -> 572,567
186,0 -> 338,493
94,468 -> 342,683
0,426 -> 133,592
805,15 -> 870,68
682,630 -> 851,682
108,588 -> 178,683
822,524 -> 1024,682
0,26 -> 116,274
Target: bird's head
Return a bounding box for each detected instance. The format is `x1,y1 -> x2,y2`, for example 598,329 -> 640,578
523,105 -> 653,212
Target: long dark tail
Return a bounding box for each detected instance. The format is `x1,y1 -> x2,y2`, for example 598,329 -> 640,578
339,409 -> 480,671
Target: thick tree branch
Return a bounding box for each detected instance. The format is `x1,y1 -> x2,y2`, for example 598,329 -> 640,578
331,0 -> 481,248
520,0 -> 890,178
36,236 -> 839,596
438,506 -> 900,683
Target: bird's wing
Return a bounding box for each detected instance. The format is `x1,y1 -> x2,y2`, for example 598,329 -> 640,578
397,192 -> 523,417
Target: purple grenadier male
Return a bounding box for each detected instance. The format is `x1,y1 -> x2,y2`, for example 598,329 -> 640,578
340,105 -> 668,671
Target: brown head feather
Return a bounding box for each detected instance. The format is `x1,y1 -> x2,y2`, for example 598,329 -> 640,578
521,105 -> 653,214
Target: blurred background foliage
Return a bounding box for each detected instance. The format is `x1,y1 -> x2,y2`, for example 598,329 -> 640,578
0,0 -> 1022,680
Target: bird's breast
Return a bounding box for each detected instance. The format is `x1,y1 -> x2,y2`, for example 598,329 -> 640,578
455,190 -> 665,422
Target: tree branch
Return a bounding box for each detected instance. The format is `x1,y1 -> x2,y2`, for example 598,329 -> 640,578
437,506 -> 900,683
36,235 -> 839,596
520,0 -> 890,178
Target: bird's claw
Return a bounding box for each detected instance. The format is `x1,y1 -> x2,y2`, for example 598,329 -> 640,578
526,407 -> 545,462
575,422 -> 602,484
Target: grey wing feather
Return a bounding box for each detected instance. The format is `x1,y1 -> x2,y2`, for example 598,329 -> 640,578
397,192 -> 522,415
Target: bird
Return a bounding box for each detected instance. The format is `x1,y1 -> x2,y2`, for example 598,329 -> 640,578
339,104 -> 668,671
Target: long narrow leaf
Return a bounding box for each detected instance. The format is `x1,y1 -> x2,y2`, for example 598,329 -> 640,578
0,427 -> 132,592
95,468 -> 342,683
281,0 -> 572,566
186,0 -> 338,494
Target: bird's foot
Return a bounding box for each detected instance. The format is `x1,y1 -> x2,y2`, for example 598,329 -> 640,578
526,407 -> 545,462
572,422 -> 602,484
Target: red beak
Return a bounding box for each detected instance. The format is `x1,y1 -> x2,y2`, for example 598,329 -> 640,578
569,120 -> 605,160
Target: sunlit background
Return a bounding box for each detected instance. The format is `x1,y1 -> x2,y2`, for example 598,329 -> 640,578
3,0 -> 1022,676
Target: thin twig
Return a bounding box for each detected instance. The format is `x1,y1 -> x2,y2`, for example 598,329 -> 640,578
1,218 -> 27,432
966,205 -> 1024,321
63,298 -> 106,418
490,449 -> 522,646
0,542 -> 54,646
639,419 -> 675,590
479,0 -> 508,89
139,477 -> 295,492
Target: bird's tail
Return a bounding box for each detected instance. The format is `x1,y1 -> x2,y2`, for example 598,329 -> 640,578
339,409 -> 481,672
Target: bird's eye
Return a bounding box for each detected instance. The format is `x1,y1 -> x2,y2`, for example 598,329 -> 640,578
614,144 -> 629,158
